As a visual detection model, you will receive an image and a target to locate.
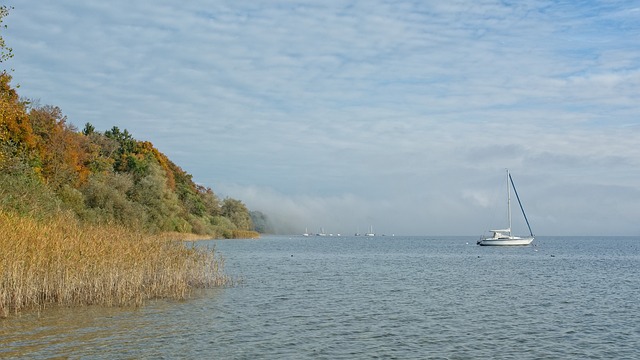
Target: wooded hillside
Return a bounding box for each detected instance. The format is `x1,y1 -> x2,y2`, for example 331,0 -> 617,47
0,5 -> 264,238
0,71 -> 257,238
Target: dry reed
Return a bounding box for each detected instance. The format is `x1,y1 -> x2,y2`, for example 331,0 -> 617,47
0,210 -> 230,318
157,232 -> 217,241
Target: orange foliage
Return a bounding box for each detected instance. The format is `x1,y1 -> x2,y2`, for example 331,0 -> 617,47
28,105 -> 90,188
135,140 -> 176,190
0,72 -> 35,151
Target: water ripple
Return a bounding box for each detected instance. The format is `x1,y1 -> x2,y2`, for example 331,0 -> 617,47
1,236 -> 639,359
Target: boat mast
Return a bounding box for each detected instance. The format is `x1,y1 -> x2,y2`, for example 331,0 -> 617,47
506,169 -> 512,236
509,173 -> 534,237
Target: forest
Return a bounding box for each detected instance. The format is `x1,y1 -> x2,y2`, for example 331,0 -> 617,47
0,7 -> 261,239
0,80 -> 260,238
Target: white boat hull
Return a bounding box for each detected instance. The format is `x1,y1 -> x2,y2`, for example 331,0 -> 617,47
477,236 -> 534,246
478,170 -> 535,247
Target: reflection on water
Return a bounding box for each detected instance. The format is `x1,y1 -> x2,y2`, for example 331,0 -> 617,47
2,236 -> 640,359
1,289 -> 224,359
1,304 -> 143,358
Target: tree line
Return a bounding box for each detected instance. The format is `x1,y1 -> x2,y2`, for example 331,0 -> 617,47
0,6 -> 262,238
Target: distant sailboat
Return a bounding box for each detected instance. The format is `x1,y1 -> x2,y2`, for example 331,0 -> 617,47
477,169 -> 535,246
365,226 -> 375,237
302,228 -> 310,237
316,228 -> 327,236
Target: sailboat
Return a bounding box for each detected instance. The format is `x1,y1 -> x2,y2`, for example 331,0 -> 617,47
477,169 -> 534,246
365,225 -> 375,237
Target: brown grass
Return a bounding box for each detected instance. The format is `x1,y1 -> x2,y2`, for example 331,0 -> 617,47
157,230 -> 261,241
157,232 -> 218,241
0,211 -> 230,318
225,230 -> 261,239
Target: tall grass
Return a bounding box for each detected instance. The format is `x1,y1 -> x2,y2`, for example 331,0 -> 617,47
0,210 -> 230,318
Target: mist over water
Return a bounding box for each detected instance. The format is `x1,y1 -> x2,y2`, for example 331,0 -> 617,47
2,236 -> 639,359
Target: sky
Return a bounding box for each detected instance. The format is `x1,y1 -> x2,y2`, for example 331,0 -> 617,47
3,1 -> 640,236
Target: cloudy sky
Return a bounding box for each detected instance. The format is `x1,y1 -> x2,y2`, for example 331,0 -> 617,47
4,1 -> 640,235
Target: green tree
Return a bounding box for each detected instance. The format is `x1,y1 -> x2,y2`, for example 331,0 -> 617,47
104,126 -> 138,172
198,185 -> 220,217
81,171 -> 144,227
128,160 -> 183,232
83,131 -> 117,173
221,198 -> 253,230
82,122 -> 95,136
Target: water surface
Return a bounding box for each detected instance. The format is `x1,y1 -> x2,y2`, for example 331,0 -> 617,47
2,236 -> 639,359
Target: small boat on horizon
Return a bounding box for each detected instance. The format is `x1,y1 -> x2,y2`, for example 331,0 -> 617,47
365,225 -> 375,237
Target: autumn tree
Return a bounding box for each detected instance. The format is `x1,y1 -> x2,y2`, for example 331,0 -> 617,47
0,81 -> 36,173
28,105 -> 89,188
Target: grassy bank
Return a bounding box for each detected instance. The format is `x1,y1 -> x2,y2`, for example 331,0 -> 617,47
0,211 -> 230,318
159,230 -> 260,241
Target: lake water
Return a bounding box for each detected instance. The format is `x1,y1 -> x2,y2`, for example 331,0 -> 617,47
2,236 -> 639,359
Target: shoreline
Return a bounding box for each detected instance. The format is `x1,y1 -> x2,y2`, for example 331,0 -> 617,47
158,231 -> 261,241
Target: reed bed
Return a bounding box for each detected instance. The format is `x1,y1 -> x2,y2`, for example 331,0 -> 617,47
0,211 -> 230,318
157,232 -> 217,241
